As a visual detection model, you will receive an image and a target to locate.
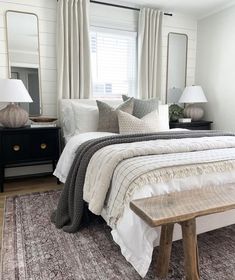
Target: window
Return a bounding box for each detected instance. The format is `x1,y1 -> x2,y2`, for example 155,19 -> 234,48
90,27 -> 137,99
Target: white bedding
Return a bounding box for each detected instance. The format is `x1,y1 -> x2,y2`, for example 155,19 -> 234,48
54,132 -> 117,183
54,132 -> 235,277
54,129 -> 187,183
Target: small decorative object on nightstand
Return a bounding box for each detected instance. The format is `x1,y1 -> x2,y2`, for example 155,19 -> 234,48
0,78 -> 33,128
169,104 -> 184,122
0,126 -> 61,192
170,120 -> 213,130
30,116 -> 58,128
179,86 -> 207,121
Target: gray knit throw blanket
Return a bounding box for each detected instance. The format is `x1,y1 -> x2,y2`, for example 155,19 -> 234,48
51,130 -> 234,233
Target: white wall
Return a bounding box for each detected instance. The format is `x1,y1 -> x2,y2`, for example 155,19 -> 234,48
90,2 -> 138,32
196,5 -> 235,131
0,0 -> 57,116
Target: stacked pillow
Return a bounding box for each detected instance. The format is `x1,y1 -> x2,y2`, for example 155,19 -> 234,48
97,98 -> 134,133
117,110 -> 161,134
69,96 -> 169,136
71,103 -> 99,134
122,95 -> 159,118
96,96 -> 169,134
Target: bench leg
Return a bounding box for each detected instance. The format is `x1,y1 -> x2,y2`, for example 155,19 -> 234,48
181,219 -> 200,280
156,223 -> 174,278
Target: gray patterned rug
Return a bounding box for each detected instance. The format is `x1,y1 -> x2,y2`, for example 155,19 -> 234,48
1,190 -> 235,280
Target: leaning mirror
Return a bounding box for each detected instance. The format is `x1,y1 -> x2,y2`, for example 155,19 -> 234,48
6,11 -> 42,116
166,32 -> 188,104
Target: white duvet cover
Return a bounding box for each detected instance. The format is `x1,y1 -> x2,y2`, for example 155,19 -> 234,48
54,132 -> 235,277
54,129 -> 186,183
54,132 -> 117,183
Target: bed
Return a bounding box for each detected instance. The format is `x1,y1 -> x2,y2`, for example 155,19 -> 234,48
53,99 -> 235,277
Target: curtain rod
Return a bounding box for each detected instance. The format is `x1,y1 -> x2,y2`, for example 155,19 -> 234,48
90,1 -> 173,16
56,0 -> 173,16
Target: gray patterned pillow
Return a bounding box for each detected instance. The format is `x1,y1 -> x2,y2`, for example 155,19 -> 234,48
97,98 -> 134,133
122,95 -> 159,118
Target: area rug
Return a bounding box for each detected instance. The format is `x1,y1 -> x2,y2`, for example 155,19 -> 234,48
1,191 -> 235,280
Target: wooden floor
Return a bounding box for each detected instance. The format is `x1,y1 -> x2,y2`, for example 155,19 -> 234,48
0,176 -> 63,252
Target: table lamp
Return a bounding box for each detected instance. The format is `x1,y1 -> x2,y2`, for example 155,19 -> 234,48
0,78 -> 33,128
178,85 -> 207,121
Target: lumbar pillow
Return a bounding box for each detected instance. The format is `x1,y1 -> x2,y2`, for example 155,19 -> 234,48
97,98 -> 134,133
117,109 -> 162,134
122,95 -> 159,118
71,103 -> 99,134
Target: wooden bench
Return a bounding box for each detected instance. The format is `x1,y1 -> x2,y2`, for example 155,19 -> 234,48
130,185 -> 235,280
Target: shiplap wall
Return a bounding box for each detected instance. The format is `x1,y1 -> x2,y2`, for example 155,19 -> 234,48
0,1 -> 197,115
0,0 -> 57,116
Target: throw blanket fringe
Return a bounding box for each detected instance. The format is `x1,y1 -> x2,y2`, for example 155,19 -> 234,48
109,160 -> 235,226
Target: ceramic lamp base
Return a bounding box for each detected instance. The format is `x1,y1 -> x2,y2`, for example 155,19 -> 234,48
0,104 -> 29,128
184,104 -> 204,121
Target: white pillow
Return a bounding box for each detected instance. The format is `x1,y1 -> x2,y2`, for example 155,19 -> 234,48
118,110 -> 163,134
60,102 -> 76,142
158,104 -> 169,131
71,103 -> 99,134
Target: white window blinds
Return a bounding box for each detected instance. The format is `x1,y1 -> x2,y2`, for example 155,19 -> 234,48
90,27 -> 137,98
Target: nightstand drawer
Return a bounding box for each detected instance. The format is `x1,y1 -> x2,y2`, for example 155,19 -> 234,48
2,134 -> 30,163
0,126 -> 61,192
30,131 -> 59,159
170,121 -> 213,130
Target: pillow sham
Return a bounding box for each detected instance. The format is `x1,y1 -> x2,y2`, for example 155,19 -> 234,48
60,103 -> 77,142
122,95 -> 159,118
118,109 -> 167,134
158,104 -> 170,131
71,103 -> 99,134
97,98 -> 134,133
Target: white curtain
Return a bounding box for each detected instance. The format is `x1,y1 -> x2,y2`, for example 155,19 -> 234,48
57,0 -> 91,99
138,8 -> 163,99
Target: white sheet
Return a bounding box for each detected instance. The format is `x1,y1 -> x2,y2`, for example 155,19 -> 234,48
54,132 -> 117,183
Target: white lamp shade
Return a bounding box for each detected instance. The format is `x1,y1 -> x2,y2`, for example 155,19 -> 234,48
0,78 -> 33,103
178,86 -> 207,104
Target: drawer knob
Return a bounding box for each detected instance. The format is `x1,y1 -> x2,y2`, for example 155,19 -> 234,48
13,145 -> 20,152
40,143 -> 47,150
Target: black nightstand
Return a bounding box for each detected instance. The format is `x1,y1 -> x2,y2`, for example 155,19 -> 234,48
170,120 -> 213,130
0,126 -> 61,192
